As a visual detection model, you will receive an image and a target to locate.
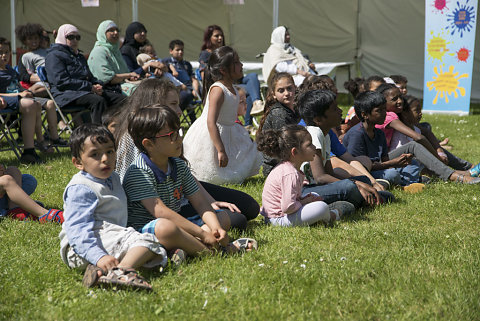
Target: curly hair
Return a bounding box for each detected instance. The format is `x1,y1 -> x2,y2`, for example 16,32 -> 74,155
343,77 -> 365,99
256,124 -> 310,161
15,23 -> 44,44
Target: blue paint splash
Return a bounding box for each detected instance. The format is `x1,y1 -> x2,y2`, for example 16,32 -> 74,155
446,0 -> 476,37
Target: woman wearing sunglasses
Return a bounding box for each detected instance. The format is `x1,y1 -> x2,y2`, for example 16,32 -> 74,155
45,24 -> 125,124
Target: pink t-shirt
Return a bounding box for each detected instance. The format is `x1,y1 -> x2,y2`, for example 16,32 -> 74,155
260,161 -> 305,218
375,112 -> 399,148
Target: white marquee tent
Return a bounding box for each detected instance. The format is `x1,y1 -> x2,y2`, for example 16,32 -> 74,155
2,0 -> 480,106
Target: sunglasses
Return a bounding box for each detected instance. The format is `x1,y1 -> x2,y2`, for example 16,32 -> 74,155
66,34 -> 81,41
153,128 -> 184,142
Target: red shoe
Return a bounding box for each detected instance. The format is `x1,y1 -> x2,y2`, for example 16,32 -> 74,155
6,207 -> 35,221
39,209 -> 64,224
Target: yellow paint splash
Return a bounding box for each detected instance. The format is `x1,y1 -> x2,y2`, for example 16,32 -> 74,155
427,31 -> 453,61
426,65 -> 467,104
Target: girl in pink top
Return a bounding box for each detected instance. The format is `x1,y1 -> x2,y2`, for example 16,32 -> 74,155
257,125 -> 349,227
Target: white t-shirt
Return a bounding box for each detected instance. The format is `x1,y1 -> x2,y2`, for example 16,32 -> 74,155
389,125 -> 420,152
306,126 -> 331,165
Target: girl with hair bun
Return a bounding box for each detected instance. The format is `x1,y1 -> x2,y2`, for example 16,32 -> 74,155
257,125 -> 354,227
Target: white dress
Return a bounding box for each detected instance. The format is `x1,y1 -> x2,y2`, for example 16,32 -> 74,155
183,82 -> 261,185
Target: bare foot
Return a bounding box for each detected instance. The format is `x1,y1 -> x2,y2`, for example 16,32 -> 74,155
439,137 -> 449,146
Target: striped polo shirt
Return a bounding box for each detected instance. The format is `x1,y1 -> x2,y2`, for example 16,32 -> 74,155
123,155 -> 199,231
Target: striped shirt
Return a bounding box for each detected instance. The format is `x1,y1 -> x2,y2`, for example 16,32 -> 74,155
123,155 -> 199,231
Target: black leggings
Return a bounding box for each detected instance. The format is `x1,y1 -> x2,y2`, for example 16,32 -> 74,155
179,181 -> 259,230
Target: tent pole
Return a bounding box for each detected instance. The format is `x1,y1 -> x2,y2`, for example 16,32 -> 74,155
273,0 -> 279,29
10,0 -> 16,66
132,0 -> 138,21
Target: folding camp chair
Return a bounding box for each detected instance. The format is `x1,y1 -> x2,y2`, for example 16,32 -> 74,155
0,107 -> 22,160
36,66 -> 89,136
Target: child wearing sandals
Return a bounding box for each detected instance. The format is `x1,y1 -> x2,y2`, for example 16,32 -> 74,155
59,124 -> 168,291
0,164 -> 63,223
257,124 -> 355,226
123,105 -> 257,257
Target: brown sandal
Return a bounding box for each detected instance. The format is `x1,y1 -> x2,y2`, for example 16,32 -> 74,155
98,267 -> 152,291
82,265 -> 152,291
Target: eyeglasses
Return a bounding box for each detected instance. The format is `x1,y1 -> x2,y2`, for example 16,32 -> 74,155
66,34 -> 81,41
153,128 -> 184,142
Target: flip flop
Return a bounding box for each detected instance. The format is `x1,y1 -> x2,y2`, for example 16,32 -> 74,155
232,237 -> 258,252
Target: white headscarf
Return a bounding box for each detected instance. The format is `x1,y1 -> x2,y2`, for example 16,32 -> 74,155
262,26 -> 310,84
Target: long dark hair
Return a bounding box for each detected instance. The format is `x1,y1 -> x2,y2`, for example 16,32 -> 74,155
201,25 -> 225,51
114,78 -> 178,145
258,72 -> 295,133
202,46 -> 236,103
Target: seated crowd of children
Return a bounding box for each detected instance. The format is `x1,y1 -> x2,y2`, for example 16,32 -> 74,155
2,20 -> 480,292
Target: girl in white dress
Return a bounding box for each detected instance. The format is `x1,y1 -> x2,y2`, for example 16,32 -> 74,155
183,46 -> 261,185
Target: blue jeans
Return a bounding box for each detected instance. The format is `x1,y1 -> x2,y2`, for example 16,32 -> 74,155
302,178 -> 365,209
302,176 -> 394,208
395,159 -> 423,185
241,73 -> 261,126
371,168 -> 402,185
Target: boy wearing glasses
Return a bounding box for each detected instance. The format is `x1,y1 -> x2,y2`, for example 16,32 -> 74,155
123,105 -> 256,256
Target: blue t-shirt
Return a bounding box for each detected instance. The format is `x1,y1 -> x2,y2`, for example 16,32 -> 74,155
342,122 -> 388,162
162,57 -> 192,87
0,65 -> 21,93
298,119 -> 346,157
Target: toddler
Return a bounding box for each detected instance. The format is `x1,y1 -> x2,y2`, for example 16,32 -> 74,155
59,124 -> 168,291
258,125 -> 354,226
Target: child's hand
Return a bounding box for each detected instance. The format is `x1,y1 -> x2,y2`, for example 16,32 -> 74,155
212,228 -> 229,247
392,154 -> 411,167
19,91 -> 33,98
0,96 -> 6,110
300,193 -> 323,205
437,149 -> 448,164
218,151 -> 229,167
92,84 -> 103,96
96,255 -> 119,273
172,71 -> 179,78
211,201 -> 241,213
201,230 -> 219,249
128,72 -> 140,81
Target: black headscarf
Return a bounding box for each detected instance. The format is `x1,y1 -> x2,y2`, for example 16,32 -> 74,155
120,22 -> 148,62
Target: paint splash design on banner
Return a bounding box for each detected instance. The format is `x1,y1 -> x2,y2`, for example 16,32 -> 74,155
432,0 -> 449,13
427,31 -> 453,61
456,47 -> 471,62
426,65 -> 467,104
446,0 -> 476,37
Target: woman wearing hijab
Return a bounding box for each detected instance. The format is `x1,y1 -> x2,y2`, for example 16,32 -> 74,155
88,20 -> 139,94
120,22 -> 164,77
262,26 -> 316,86
45,24 -> 125,123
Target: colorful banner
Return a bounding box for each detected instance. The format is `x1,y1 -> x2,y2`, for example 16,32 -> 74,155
423,0 -> 477,114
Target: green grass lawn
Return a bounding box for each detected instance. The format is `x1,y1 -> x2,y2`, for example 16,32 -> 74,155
1,112 -> 479,320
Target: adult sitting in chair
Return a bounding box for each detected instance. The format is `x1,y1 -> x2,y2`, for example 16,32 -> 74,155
120,22 -> 165,78
87,20 -> 140,96
262,26 -> 316,87
45,24 -> 125,124
198,25 -> 264,127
